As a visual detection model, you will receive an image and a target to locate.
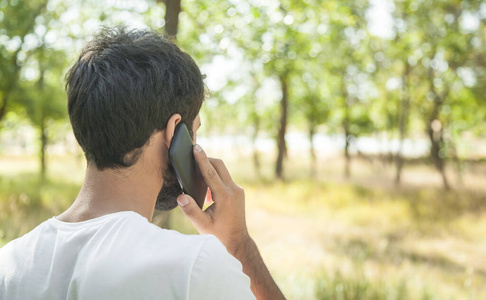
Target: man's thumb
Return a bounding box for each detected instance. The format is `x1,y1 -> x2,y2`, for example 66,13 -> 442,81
177,194 -> 208,227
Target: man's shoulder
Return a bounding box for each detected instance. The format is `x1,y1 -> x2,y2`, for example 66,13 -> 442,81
0,219 -> 52,276
92,211 -> 223,268
120,211 -> 218,249
79,213 -> 226,296
0,219 -> 49,255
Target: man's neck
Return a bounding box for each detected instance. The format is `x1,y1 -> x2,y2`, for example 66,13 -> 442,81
57,163 -> 161,223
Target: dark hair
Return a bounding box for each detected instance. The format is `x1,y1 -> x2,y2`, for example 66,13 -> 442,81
65,26 -> 204,170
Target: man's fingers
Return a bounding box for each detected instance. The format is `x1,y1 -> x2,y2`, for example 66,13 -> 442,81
177,194 -> 211,229
208,158 -> 235,186
193,144 -> 225,192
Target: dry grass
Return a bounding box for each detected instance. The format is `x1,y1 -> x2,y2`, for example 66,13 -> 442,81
224,152 -> 486,299
1,153 -> 486,299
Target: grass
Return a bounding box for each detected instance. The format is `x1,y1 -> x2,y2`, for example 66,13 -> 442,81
315,268 -> 434,300
0,174 -> 80,246
1,153 -> 486,299
242,179 -> 486,299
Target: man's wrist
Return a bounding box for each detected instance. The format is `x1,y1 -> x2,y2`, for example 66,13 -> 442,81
230,235 -> 286,299
227,232 -> 253,258
232,235 -> 257,264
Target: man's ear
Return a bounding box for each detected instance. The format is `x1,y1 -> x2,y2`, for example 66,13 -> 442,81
163,114 -> 182,148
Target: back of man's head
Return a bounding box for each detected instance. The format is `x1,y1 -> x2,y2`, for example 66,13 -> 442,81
65,26 -> 204,170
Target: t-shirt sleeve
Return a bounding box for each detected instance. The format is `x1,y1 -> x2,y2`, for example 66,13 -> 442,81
188,235 -> 256,300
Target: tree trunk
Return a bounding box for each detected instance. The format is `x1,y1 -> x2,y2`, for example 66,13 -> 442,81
36,65 -> 47,180
427,118 -> 450,190
252,112 -> 261,177
1,47 -> 28,124
252,140 -> 261,177
248,75 -> 261,177
0,77 -> 16,123
250,74 -> 261,177
342,81 -> 351,178
164,0 -> 181,39
395,61 -> 410,185
344,112 -> 351,178
40,119 -> 47,180
309,119 -> 317,179
275,75 -> 288,180
427,67 -> 450,190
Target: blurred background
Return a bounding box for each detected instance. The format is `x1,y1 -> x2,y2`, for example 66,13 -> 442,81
1,0 -> 485,299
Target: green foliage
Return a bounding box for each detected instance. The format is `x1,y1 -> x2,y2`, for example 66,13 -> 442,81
0,0 -> 47,122
2,0 -> 485,180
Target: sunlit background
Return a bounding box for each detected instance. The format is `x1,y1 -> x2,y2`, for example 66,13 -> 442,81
1,0 -> 486,299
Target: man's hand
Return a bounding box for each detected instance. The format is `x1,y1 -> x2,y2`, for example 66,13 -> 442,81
177,144 -> 286,300
176,144 -> 250,256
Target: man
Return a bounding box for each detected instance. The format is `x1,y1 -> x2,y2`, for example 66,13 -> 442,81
0,27 -> 285,300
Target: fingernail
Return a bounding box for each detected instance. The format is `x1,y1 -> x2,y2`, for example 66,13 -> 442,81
194,144 -> 202,152
178,196 -> 189,207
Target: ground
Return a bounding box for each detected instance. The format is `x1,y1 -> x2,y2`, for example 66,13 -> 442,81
1,153 -> 485,299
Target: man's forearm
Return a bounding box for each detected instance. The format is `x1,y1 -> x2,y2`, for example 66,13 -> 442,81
177,146 -> 285,299
233,237 -> 286,300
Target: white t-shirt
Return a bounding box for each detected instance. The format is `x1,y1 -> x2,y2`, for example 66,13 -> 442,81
0,211 -> 255,300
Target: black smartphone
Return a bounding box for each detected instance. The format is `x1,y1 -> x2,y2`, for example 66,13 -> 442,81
168,122 -> 208,209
